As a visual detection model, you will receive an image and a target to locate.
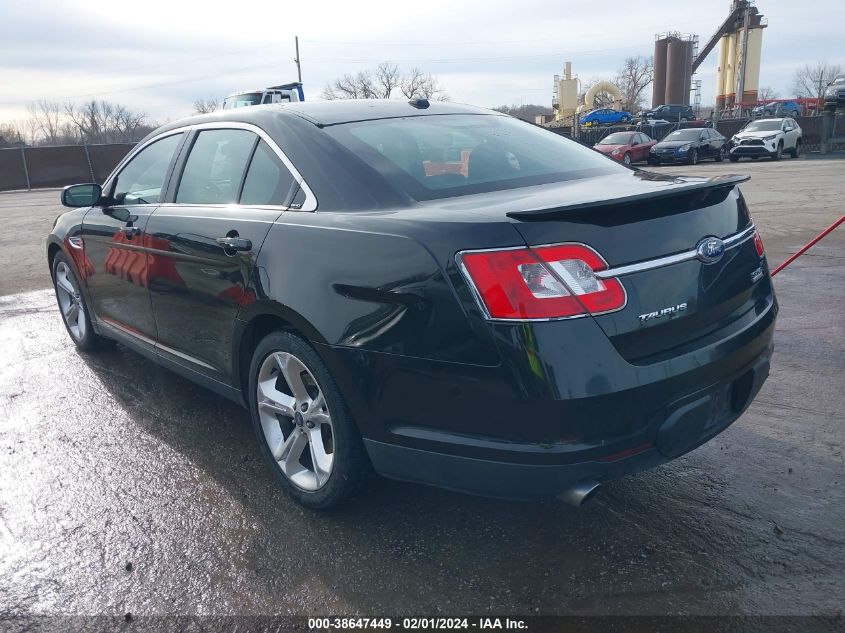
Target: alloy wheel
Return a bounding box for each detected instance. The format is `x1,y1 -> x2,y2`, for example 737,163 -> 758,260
55,261 -> 86,341
256,351 -> 334,491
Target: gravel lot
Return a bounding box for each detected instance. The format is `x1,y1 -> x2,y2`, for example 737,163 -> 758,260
0,157 -> 843,618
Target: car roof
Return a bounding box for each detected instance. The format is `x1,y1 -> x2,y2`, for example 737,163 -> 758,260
152,99 -> 496,136
753,117 -> 789,122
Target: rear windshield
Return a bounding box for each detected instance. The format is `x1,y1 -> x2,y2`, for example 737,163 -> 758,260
664,129 -> 702,141
598,133 -> 635,145
324,114 -> 621,201
743,120 -> 781,132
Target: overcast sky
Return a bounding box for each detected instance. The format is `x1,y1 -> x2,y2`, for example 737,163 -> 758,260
1,0 -> 842,124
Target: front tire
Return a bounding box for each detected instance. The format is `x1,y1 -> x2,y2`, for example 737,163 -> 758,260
248,331 -> 371,509
688,149 -> 698,165
51,252 -> 110,352
771,142 -> 783,161
729,155 -> 740,162
622,152 -> 632,166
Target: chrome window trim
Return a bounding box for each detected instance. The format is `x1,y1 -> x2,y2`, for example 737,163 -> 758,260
102,129 -> 187,198
104,121 -> 317,212
595,225 -> 756,279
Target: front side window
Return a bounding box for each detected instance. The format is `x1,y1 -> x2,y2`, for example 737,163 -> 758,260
325,114 -> 620,201
111,133 -> 183,206
176,129 -> 256,204
240,141 -> 295,205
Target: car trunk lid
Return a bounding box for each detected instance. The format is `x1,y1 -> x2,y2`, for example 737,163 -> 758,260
503,171 -> 769,363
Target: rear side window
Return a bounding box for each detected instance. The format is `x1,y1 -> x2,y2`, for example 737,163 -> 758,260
240,141 -> 295,205
111,133 -> 183,206
176,129 -> 256,204
325,114 -> 620,201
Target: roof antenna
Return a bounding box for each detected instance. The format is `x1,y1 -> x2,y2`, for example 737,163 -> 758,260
408,98 -> 430,109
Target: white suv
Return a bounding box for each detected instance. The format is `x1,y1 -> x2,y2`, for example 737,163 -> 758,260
729,118 -> 802,162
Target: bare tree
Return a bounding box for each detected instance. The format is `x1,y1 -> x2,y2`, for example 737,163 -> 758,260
65,99 -> 151,144
27,100 -> 64,145
0,121 -> 28,146
323,71 -> 375,99
792,61 -> 843,102
614,56 -> 654,112
375,62 -> 402,99
757,86 -> 779,101
193,98 -> 219,114
400,68 -> 448,101
323,63 -> 448,101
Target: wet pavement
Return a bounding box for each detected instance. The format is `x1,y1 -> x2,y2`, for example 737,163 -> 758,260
0,158 -> 843,617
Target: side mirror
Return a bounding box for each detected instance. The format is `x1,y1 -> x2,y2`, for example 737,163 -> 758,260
62,183 -> 102,208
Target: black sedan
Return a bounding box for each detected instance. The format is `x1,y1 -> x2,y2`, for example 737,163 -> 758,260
648,127 -> 728,165
48,100 -> 776,508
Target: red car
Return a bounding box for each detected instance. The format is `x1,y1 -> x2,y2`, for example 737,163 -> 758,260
593,131 -> 657,165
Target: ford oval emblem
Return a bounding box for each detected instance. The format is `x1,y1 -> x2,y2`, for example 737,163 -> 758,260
696,237 -> 725,264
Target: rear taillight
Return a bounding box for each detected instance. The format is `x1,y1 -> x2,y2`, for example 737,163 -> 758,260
459,243 -> 625,320
753,230 -> 765,257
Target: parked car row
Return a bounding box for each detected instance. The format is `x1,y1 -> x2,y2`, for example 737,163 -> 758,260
593,117 -> 803,166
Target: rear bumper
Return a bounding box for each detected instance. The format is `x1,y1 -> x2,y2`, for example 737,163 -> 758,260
363,347 -> 771,499
323,290 -> 777,499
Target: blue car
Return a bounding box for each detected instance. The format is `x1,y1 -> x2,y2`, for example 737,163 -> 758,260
580,108 -> 633,127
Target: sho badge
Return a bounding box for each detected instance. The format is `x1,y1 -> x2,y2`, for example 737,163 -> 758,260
638,302 -> 688,323
750,266 -> 763,283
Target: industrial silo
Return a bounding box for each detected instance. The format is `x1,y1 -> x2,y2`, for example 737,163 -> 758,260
652,38 -> 669,107
665,37 -> 693,105
716,2 -> 766,108
715,34 -> 729,109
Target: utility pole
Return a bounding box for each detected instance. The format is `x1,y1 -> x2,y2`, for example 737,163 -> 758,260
294,36 -> 302,83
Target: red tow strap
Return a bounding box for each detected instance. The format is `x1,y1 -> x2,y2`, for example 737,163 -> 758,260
771,215 -> 845,277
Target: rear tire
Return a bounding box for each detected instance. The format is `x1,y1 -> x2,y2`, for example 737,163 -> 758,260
790,140 -> 802,159
715,147 -> 726,162
729,155 -> 740,162
51,252 -> 111,352
248,331 -> 371,510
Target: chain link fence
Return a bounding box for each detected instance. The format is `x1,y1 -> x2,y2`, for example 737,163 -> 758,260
0,143 -> 135,192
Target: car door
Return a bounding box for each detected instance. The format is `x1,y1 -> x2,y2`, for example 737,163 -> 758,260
782,119 -> 797,149
631,133 -> 645,161
145,125 -> 298,384
81,132 -> 185,342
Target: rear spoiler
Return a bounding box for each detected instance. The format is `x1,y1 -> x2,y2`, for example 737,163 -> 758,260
506,174 -> 750,221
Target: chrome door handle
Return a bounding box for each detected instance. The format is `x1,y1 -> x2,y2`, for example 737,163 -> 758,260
216,237 -> 252,252
120,225 -> 141,237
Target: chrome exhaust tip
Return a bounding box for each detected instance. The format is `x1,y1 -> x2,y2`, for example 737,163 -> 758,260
557,480 -> 601,507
